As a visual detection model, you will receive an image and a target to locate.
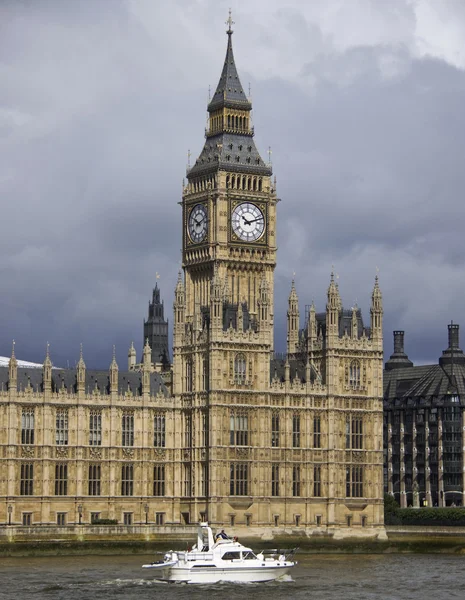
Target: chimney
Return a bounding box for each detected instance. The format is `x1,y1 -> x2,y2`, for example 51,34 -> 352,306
385,330 -> 413,371
440,321 -> 465,367
448,322 -> 459,349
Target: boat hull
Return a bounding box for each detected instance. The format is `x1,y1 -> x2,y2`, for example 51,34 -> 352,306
154,564 -> 292,584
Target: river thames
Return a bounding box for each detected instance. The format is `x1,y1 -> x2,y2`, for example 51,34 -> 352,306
0,553 -> 464,600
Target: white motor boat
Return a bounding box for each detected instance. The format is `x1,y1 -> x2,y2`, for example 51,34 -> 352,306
142,522 -> 296,584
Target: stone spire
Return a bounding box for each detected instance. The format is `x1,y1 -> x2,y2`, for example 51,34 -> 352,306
257,273 -> 270,328
8,340 -> 17,390
128,341 -> 136,370
43,342 -> 52,392
142,338 -> 151,395
287,279 -> 299,354
370,274 -> 383,344
326,271 -> 340,340
351,304 -> 358,339
110,345 -> 118,393
77,344 -> 86,393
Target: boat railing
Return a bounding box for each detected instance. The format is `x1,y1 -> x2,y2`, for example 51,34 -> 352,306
178,551 -> 214,561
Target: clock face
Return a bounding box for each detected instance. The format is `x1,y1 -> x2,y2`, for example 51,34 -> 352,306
231,202 -> 265,242
188,204 -> 207,243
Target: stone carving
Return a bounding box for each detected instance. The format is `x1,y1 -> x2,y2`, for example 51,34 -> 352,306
21,446 -> 34,458
122,448 -> 134,459
56,446 -> 69,458
89,447 -> 102,459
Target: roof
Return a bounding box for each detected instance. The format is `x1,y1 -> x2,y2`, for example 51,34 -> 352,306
187,132 -> 271,180
0,366 -> 169,397
208,29 -> 251,112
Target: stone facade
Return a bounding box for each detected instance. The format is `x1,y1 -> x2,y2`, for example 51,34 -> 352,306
0,20 -> 386,539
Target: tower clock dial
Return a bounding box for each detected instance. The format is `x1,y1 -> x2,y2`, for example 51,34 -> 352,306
188,204 -> 208,243
231,202 -> 265,242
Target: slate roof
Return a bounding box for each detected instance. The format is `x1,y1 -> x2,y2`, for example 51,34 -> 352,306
0,366 -> 169,397
270,355 -> 321,384
208,30 -> 251,112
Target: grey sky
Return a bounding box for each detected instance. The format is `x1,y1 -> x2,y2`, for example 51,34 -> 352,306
1,0 -> 465,369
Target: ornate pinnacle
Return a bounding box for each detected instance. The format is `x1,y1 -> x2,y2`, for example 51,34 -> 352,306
226,8 -> 234,34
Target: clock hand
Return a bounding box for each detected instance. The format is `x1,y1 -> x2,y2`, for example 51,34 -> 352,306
247,218 -> 263,225
242,216 -> 252,226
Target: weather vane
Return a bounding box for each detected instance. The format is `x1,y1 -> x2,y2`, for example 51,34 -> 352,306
226,8 -> 234,33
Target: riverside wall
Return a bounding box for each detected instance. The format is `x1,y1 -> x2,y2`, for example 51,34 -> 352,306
1,525 -> 465,556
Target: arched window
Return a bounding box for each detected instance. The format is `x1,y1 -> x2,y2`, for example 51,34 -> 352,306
349,360 -> 361,388
234,353 -> 246,384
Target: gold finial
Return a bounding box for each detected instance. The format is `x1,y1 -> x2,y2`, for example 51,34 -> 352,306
226,8 -> 234,34
156,272 -> 160,280
11,339 -> 15,358
267,146 -> 272,166
187,149 -> 191,168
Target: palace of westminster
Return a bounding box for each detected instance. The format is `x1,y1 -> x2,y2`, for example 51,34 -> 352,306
0,19 -> 464,537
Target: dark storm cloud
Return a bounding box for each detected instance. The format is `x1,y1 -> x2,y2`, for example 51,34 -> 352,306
1,0 -> 465,368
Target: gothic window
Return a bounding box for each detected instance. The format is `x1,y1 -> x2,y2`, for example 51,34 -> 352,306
346,416 -> 363,449
55,463 -> 68,495
234,353 -> 246,384
313,466 -> 321,497
185,358 -> 193,392
348,360 -> 361,388
184,412 -> 192,448
153,465 -> 165,496
271,464 -> 279,496
182,463 -> 192,497
230,412 -> 248,446
121,464 -> 134,496
271,413 -> 280,447
346,466 -> 363,497
153,413 -> 166,447
21,408 -> 34,445
88,464 -> 101,496
122,412 -> 134,447
201,462 -> 208,497
202,358 -> 209,391
89,410 -> 102,446
20,463 -> 33,495
230,463 -> 248,496
201,411 -> 207,447
313,416 -> 321,448
56,408 -> 68,445
292,414 -> 300,448
292,465 -> 301,497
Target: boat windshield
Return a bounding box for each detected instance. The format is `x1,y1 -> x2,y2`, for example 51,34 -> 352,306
242,551 -> 257,560
221,551 -> 241,560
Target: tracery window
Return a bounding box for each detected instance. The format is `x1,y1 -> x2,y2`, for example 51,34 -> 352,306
271,464 -> 279,496
56,408 -> 68,445
292,465 -> 301,497
271,413 -> 280,447
122,412 -> 134,447
154,413 -> 166,448
230,412 -> 248,446
348,360 -> 361,388
89,410 -> 102,446
153,465 -> 165,496
88,464 -> 101,496
234,353 -> 246,384
21,408 -> 34,445
346,466 -> 363,497
230,463 -> 248,496
313,416 -> 321,448
55,463 -> 68,495
20,463 -> 34,495
346,415 -> 363,450
121,464 -> 134,496
313,466 -> 321,497
292,414 -> 300,448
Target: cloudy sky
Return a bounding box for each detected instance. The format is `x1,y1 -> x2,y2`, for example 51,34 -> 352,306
1,0 -> 465,369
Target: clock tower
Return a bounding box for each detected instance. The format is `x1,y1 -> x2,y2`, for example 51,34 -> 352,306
172,15 -> 278,520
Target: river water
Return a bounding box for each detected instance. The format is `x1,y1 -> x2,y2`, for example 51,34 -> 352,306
0,553 -> 464,600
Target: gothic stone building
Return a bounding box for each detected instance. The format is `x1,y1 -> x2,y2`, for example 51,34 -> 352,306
0,21 -> 385,538
384,325 -> 465,508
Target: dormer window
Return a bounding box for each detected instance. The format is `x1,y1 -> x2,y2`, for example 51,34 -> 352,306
248,146 -> 252,152
229,143 -> 233,150
238,145 -> 243,151
236,156 -> 240,162
226,155 -> 230,161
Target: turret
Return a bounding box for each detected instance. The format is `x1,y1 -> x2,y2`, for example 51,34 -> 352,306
76,344 -> 86,394
210,263 -> 222,332
257,274 -> 270,329
8,340 -> 17,392
110,345 -> 118,394
287,280 -> 299,354
326,272 -> 340,342
128,341 -> 136,370
43,343 -> 52,393
142,338 -> 151,395
351,304 -> 358,339
370,275 -> 383,348
173,271 -> 185,345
